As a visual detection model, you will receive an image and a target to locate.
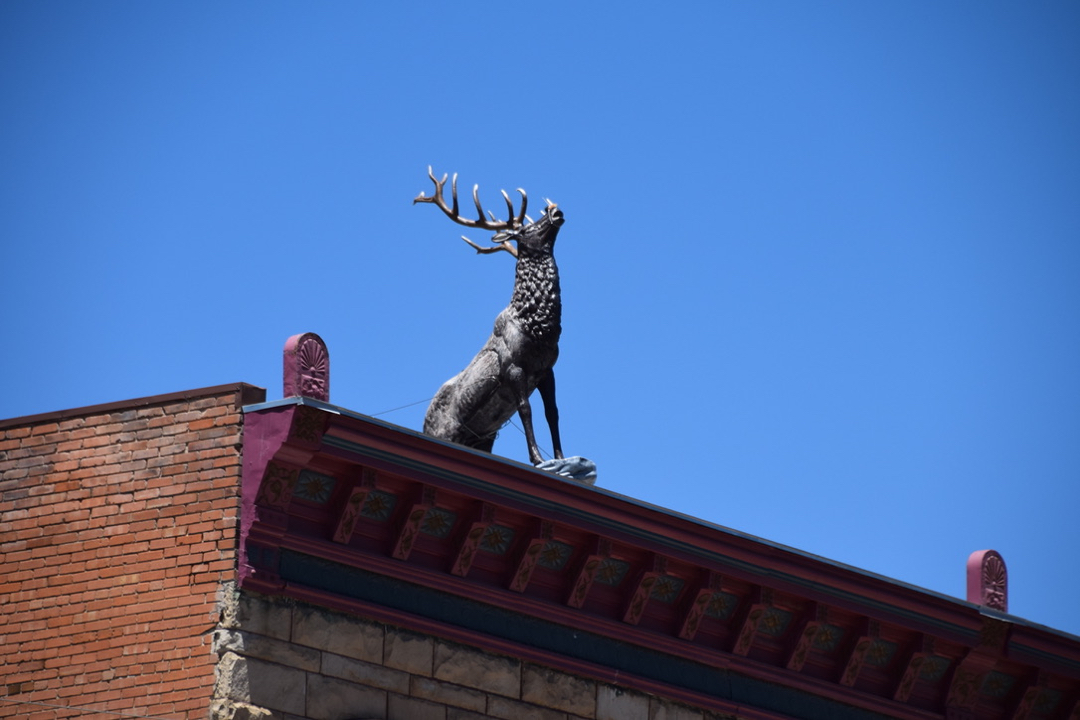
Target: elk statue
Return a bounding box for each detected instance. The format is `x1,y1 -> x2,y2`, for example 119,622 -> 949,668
415,167 -> 592,480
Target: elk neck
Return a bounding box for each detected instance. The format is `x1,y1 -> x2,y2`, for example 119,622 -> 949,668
508,246 -> 561,342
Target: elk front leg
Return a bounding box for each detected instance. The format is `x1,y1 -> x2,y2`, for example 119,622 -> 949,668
509,365 -> 545,465
537,369 -> 563,460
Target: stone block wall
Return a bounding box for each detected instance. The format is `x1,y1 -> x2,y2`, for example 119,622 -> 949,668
212,586 -> 733,720
0,384 -> 262,720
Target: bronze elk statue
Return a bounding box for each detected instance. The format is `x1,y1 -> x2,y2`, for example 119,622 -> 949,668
415,167 -> 567,468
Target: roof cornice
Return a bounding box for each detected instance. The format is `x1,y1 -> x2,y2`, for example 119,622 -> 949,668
238,398 -> 1080,720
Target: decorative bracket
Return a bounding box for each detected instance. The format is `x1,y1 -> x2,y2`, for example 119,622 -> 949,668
509,520 -> 555,593
450,503 -> 498,577
622,555 -> 669,625
333,468 -> 378,545
392,486 -> 440,561
839,619 -> 881,687
732,587 -> 777,657
945,617 -> 1010,713
567,537 -> 612,609
893,636 -> 940,703
786,603 -> 829,672
678,571 -> 726,642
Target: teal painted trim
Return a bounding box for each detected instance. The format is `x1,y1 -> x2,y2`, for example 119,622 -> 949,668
1006,639 -> 1080,675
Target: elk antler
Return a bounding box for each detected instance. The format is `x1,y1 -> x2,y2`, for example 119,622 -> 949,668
414,166 -> 528,232
461,234 -> 518,258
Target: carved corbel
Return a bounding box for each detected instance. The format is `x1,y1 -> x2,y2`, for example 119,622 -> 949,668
892,635 -> 939,702
678,570 -> 726,642
567,537 -> 612,609
786,603 -> 829,672
945,617 -> 1011,713
392,486 -> 438,561
450,502 -> 499,577
622,555 -> 669,625
333,468 -> 378,544
839,619 -> 881,687
732,587 -> 776,657
508,520 -> 555,593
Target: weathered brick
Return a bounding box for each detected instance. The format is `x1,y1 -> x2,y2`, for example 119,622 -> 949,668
14,454 -> 48,468
0,466 -> 28,481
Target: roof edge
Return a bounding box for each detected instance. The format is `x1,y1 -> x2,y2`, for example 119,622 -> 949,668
0,383 -> 267,429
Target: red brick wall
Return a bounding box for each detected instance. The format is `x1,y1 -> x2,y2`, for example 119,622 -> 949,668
1,384 -> 264,720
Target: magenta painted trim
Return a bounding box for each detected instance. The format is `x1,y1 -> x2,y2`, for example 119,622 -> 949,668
240,405 -> 302,586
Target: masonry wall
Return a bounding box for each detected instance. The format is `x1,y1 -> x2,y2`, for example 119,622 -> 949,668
212,587 -> 732,720
0,384 -> 263,720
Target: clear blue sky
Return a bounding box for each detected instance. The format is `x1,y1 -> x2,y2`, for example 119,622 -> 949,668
3,3 -> 1078,637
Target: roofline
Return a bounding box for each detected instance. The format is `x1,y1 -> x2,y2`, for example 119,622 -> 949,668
0,383 -> 267,429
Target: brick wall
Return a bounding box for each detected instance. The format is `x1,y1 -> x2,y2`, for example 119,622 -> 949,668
212,587 -> 730,720
0,384 -> 264,720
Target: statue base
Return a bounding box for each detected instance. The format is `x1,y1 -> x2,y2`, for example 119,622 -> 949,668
536,456 -> 597,485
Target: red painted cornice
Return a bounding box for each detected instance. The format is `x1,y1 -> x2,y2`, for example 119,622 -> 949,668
239,398 -> 1080,720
